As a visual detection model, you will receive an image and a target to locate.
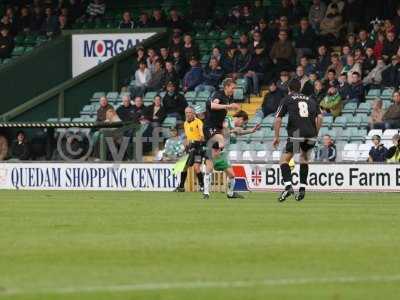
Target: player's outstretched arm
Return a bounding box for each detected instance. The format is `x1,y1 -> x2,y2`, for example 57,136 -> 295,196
211,100 -> 240,111
273,117 -> 282,148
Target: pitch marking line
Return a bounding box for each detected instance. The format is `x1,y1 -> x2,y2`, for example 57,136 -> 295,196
2,275 -> 400,296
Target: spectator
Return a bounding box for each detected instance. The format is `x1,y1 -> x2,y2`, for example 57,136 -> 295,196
260,81 -> 285,117
315,45 -> 330,78
274,15 -> 292,39
308,0 -> 326,30
277,0 -> 292,19
241,4 -> 254,31
299,56 -> 315,76
159,47 -> 171,63
163,81 -> 188,120
373,32 -> 385,59
315,134 -> 336,162
295,65 -> 313,95
119,11 -> 134,29
221,45 -> 237,75
144,95 -> 166,126
326,53 -> 343,79
323,69 -> 339,89
86,0 -> 105,22
342,55 -> 362,84
146,48 -> 159,73
319,3 -> 343,46
381,55 -> 400,87
172,48 -> 187,78
170,33 -> 183,52
234,44 -> 259,94
250,30 -> 266,53
270,30 -> 295,73
133,46 -> 146,70
168,8 -> 186,32
137,11 -> 151,28
369,98 -> 384,129
337,72 -> 351,99
183,56 -> 203,92
132,96 -> 147,123
227,6 -> 243,28
104,108 -> 121,123
182,34 -> 199,63
163,127 -> 185,160
368,135 -> 387,162
251,43 -> 272,87
364,59 -> 388,87
30,6 -> 44,32
277,71 -> 291,95
238,32 -> 250,48
130,61 -> 151,97
151,9 -> 166,27
386,134 -> 400,162
320,86 -> 342,117
381,91 -> 400,128
3,7 -> 17,35
340,44 -> 351,66
195,57 -> 224,93
11,131 -> 30,160
356,29 -> 374,50
147,60 -> 165,92
294,18 -> 317,61
362,47 -> 377,77
116,95 -> 138,123
0,27 -> 14,59
96,96 -> 113,122
164,60 -> 179,88
41,7 -> 59,37
312,80 -> 326,104
57,15 -> 70,33
382,31 -> 399,63
210,46 -> 222,63
345,72 -> 365,103
289,0 -> 306,24
255,19 -> 274,51
19,6 -> 31,33
222,35 -> 237,52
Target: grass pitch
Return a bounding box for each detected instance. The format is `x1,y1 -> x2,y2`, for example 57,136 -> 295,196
1,190 -> 400,300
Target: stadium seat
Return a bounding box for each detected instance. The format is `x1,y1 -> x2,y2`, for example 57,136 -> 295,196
233,89 -> 245,101
356,102 -> 371,115
185,91 -> 197,102
11,46 -> 25,57
342,143 -> 359,161
381,88 -> 394,100
346,114 -> 361,127
272,150 -> 281,161
92,92 -> 105,99
342,102 -> 357,115
365,89 -> 381,100
144,91 -> 157,102
358,143 -> 371,161
322,115 -> 334,128
197,90 -> 211,102
382,129 -> 399,140
106,92 -> 119,100
262,115 -> 274,128
332,116 -> 347,128
367,129 -> 383,137
350,128 -> 367,142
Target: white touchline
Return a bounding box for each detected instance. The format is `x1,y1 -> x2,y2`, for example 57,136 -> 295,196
2,275 -> 400,296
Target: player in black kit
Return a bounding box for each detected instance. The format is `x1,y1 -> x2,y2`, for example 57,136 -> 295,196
273,79 -> 323,202
203,78 -> 241,199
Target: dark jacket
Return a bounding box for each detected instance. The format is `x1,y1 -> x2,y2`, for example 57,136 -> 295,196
347,82 -> 365,102
132,104 -> 147,119
382,40 -> 400,60
173,56 -> 187,78
362,56 -> 377,77
183,65 -> 203,91
369,145 -> 388,162
164,69 -> 180,88
0,34 -> 14,59
294,26 -> 317,50
338,82 -> 351,100
147,70 -> 165,91
144,104 -> 166,123
233,52 -> 253,73
250,52 -> 272,73
382,63 -> 400,87
315,54 -> 330,77
221,52 -> 236,74
202,66 -> 224,87
162,92 -> 188,118
262,89 -> 285,115
182,43 -> 200,63
11,141 -> 30,160
116,104 -> 139,123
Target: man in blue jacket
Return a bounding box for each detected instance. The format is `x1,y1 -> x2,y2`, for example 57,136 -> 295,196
183,56 -> 203,92
195,58 -> 224,93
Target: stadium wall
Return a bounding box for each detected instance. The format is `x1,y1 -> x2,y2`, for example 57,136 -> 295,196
0,162 -> 399,192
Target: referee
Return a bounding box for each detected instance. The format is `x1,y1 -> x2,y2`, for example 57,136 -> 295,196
174,106 -> 205,192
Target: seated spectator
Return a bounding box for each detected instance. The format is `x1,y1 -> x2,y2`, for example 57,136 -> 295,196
289,0 -> 306,24
19,6 -> 31,33
326,53 -> 343,79
320,86 -> 342,117
183,56 -> 203,92
373,32 -> 385,59
323,69 -> 339,89
57,15 -> 70,33
238,32 -> 250,48
132,96 -> 147,123
96,96 -> 113,122
386,134 -> 400,162
234,44 -> 259,94
221,45 -> 237,75
346,33 -> 357,51
146,48 -> 159,73
342,55 -> 362,84
222,35 -> 237,52
381,91 -> 400,129
277,71 -> 291,95
133,46 -> 146,70
116,95 -> 138,123
315,45 -> 330,78
315,134 -> 336,162
274,16 -> 292,39
144,95 -> 166,126
295,65 -> 313,95
260,81 -> 285,118
162,127 -> 185,160
163,81 -> 188,120
251,43 -> 273,87
30,6 -> 44,33
362,47 -> 378,78
278,0 -> 292,19
41,7 -> 59,37
195,57 -> 224,93
299,56 -> 315,76
0,27 -> 14,59
130,61 -> 151,97
382,55 -> 400,88
255,19 -> 274,51
340,44 -> 351,66
356,29 -> 374,51
172,48 -> 187,78
382,31 -> 399,63
308,0 -> 326,30
164,60 -> 179,89
294,18 -> 316,61
159,47 -> 171,63
369,98 -> 384,129
137,11 -> 151,28
270,30 -> 295,73
105,108 -> 122,123
182,34 -> 199,63
168,8 -> 187,32
227,6 -> 243,28
250,30 -> 266,53
119,11 -> 134,29
11,131 -> 30,160
147,60 -> 165,92
170,33 -> 183,52
312,80 -> 326,104
86,0 -> 105,22
363,59 -> 388,87
368,135 -> 387,162
210,46 -> 222,63
337,72 -> 351,100
151,9 -> 166,28
319,3 -> 343,46
344,72 -> 364,103
241,4 -> 254,31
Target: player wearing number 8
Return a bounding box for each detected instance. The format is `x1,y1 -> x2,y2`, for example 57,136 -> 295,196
273,79 -> 323,202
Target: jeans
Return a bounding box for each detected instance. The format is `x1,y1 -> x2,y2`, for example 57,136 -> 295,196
244,71 -> 260,94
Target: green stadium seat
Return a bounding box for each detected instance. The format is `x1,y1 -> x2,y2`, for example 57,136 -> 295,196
349,128 -> 367,142
144,92 -> 157,102
162,117 -> 177,128
184,91 -> 197,102
92,92 -> 105,99
24,46 -> 34,53
365,89 -> 381,100
47,118 -> 59,123
337,128 -> 351,141
14,35 -> 25,46
197,90 -> 211,102
2,58 -> 12,64
356,102 -> 371,114
106,92 -> 119,100
262,115 -> 274,128
359,114 -> 369,127
346,114 -> 361,127
342,102 -> 357,115
332,116 -> 347,128
11,46 -> 25,57
381,88 -> 394,100
59,118 -> 72,122
322,115 -> 333,128
233,88 -> 245,101
200,54 -> 210,65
